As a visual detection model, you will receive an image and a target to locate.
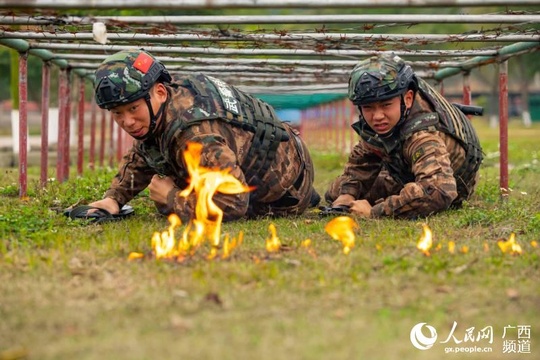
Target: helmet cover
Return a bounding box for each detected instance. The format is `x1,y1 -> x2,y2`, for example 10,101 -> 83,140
94,49 -> 171,109
348,53 -> 416,106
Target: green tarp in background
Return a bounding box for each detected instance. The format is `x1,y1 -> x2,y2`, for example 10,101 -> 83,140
255,93 -> 348,125
529,95 -> 540,122
255,93 -> 347,110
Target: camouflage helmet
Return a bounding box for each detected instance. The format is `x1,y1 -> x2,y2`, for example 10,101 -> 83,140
94,49 -> 172,110
348,53 -> 416,106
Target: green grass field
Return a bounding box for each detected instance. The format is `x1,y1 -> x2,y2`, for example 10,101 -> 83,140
1,119 -> 539,360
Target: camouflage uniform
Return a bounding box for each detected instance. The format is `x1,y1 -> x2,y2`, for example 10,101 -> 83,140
326,55 -> 483,219
101,73 -> 317,221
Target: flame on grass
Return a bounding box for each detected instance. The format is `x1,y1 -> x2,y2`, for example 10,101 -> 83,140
301,238 -> 317,257
152,213 -> 182,259
324,216 -> 358,255
448,240 -> 456,254
265,223 -> 282,253
128,252 -> 144,261
497,233 -> 523,255
221,232 -> 244,260
416,223 -> 433,256
179,142 -> 252,250
129,142 -> 252,261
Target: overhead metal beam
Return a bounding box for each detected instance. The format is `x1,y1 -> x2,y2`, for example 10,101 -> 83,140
172,70 -> 434,81
3,30 -> 539,43
66,63 -> 356,74
1,0 -> 538,9
31,43 -> 501,58
3,14 -> 539,26
50,53 -> 465,68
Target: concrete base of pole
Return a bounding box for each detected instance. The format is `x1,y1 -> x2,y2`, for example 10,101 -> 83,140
489,115 -> 499,129
522,110 -> 532,128
48,107 -> 59,145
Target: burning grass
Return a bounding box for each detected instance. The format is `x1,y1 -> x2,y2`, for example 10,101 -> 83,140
1,121 -> 540,359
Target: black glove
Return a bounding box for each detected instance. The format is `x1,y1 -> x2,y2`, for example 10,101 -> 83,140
318,204 -> 351,217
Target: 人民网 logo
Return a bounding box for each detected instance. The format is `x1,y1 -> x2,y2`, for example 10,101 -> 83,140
410,322 -> 438,350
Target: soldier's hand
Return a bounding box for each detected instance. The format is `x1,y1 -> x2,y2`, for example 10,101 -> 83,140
88,197 -> 120,215
350,199 -> 372,218
332,194 -> 355,208
149,175 -> 176,206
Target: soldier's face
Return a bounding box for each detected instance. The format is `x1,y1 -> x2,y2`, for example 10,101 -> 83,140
110,84 -> 168,138
360,90 -> 414,135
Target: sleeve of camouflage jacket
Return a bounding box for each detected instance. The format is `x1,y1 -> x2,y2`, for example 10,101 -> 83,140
167,126 -> 250,222
371,131 -> 458,218
338,140 -> 384,198
103,147 -> 157,206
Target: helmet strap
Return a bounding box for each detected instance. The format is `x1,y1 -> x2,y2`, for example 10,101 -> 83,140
400,94 -> 412,121
133,93 -> 167,141
381,94 -> 411,138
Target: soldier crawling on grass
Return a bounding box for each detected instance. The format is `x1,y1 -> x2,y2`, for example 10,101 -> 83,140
324,53 -> 483,219
66,49 -> 320,223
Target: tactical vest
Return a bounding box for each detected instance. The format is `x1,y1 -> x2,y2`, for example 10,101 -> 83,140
352,78 -> 483,200
136,73 -> 290,193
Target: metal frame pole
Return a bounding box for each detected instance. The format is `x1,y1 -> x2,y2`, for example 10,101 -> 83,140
116,122 -> 123,163
462,72 -> 471,106
18,51 -> 28,198
341,99 -> 348,154
499,61 -> 509,199
99,109 -> 106,167
39,61 -> 50,188
62,69 -> 72,181
108,112 -> 114,168
76,77 -> 85,176
56,69 -> 67,182
89,100 -> 96,171
462,72 -> 472,119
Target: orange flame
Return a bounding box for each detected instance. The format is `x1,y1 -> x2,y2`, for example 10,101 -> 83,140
265,223 -> 282,252
128,252 -> 144,261
301,239 -> 312,248
301,238 -> 317,257
324,216 -> 358,255
497,233 -> 523,255
138,142 -> 251,261
179,143 -> 252,249
222,231 -> 244,260
448,241 -> 455,254
416,223 -> 433,256
152,214 -> 182,259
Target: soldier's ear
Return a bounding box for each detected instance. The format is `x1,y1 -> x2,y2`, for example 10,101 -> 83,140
403,89 -> 415,108
152,83 -> 168,102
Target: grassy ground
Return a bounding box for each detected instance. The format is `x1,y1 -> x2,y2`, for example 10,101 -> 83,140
0,120 -> 539,360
